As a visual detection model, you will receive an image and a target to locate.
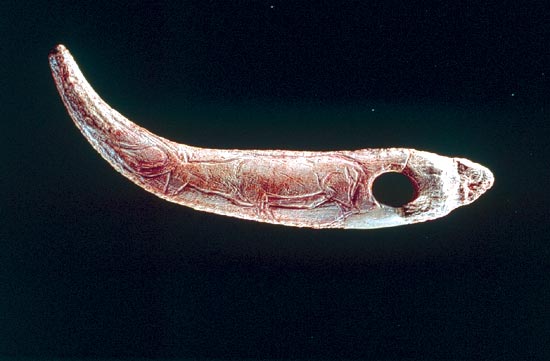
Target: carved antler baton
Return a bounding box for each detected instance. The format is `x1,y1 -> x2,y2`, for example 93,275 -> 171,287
49,45 -> 494,229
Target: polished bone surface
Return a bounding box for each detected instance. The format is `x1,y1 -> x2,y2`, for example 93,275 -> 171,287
49,45 -> 494,229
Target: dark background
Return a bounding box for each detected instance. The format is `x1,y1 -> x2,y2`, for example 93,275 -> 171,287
2,1 -> 549,359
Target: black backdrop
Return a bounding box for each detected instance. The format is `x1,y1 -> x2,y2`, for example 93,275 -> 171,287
2,1 -> 549,359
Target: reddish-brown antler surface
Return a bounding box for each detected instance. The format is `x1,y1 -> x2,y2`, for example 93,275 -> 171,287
49,45 -> 494,229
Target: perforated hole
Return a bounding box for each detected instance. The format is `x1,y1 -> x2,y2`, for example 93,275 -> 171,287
372,172 -> 416,207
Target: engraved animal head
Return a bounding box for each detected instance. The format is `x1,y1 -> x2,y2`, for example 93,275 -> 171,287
455,158 -> 495,204
397,150 -> 494,224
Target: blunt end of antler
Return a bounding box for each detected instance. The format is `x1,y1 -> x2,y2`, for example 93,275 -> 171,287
455,157 -> 494,205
